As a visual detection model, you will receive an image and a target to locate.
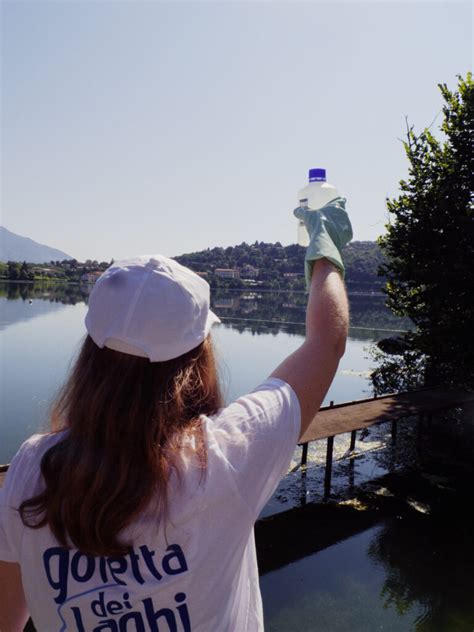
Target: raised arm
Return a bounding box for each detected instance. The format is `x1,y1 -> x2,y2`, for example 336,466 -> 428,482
270,258 -> 349,441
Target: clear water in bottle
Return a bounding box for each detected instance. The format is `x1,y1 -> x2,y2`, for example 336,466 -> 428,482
297,168 -> 339,246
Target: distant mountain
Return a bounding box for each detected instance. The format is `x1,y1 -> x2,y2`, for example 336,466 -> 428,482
0,226 -> 73,264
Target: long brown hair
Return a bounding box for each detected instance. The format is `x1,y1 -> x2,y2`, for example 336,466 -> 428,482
19,333 -> 223,556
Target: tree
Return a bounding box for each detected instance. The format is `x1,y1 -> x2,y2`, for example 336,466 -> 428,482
19,261 -> 32,281
371,73 -> 473,393
7,261 -> 20,280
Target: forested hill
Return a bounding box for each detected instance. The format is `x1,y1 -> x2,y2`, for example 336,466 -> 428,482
0,241 -> 385,290
174,240 -> 386,291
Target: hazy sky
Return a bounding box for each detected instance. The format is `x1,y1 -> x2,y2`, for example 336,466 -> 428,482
2,1 -> 471,262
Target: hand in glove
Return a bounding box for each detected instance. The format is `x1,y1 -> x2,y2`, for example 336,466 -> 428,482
293,196 -> 353,291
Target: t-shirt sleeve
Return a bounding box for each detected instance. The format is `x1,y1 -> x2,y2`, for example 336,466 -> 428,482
0,435 -> 42,563
208,377 -> 301,519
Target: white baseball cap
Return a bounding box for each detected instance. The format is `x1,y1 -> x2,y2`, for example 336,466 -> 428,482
84,254 -> 221,362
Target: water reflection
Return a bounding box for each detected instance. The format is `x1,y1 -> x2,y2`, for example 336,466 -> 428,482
0,281 -> 413,340
0,280 -> 90,304
258,453 -> 474,631
368,509 -> 474,631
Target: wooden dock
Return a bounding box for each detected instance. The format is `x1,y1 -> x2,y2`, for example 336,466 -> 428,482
300,387 -> 474,444
1,387 -> 473,492
298,387 -> 474,498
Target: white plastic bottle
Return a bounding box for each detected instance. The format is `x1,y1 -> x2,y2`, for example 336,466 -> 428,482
296,168 -> 339,246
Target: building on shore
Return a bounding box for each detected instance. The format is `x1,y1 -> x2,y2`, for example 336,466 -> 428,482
215,268 -> 240,279
240,265 -> 259,278
80,272 -> 103,284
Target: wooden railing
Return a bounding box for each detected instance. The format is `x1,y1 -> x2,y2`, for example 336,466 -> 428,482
297,387 -> 474,497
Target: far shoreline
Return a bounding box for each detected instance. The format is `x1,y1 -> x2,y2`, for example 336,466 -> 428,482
0,278 -> 384,296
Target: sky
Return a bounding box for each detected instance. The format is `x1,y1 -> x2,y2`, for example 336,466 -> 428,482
1,1 -> 472,262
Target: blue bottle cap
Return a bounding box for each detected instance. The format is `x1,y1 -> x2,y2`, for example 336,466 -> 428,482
309,168 -> 326,182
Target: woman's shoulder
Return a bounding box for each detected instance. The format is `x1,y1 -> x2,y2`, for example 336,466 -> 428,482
200,376 -> 300,457
2,431 -> 68,504
9,430 -> 69,477
17,429 -> 68,456
203,377 -> 300,430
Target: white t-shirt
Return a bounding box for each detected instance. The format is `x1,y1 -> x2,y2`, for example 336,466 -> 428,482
0,377 -> 301,632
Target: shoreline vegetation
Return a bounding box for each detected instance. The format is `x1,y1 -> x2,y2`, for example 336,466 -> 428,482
0,240 -> 386,293
0,279 -> 382,296
0,280 -> 413,336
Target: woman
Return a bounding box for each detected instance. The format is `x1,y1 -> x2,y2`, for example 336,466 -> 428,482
0,199 -> 352,631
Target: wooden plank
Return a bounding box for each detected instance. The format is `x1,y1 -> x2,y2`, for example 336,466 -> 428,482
299,388 -> 474,444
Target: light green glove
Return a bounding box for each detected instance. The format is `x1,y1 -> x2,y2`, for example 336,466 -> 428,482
293,196 -> 353,291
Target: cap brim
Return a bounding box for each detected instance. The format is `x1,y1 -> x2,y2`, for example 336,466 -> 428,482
205,309 -> 221,335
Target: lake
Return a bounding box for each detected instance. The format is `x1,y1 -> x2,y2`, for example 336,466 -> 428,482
2,282 -> 473,631
0,282 -> 410,464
